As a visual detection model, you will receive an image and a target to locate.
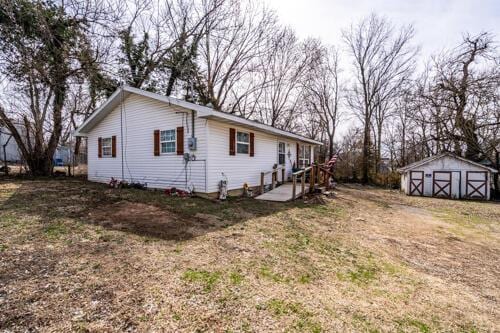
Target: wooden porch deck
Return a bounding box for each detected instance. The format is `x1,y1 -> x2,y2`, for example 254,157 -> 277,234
255,163 -> 333,202
255,183 -> 310,202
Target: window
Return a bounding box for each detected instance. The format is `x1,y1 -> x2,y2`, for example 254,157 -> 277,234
101,137 -> 112,157
236,131 -> 249,154
278,142 -> 286,165
299,145 -> 311,168
160,129 -> 176,153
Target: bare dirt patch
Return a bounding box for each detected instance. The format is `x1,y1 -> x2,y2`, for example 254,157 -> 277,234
87,202 -> 235,241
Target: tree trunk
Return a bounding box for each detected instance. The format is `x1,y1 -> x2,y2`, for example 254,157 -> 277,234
361,118 -> 370,184
0,86 -> 65,176
328,132 -> 334,159
165,70 -> 179,97
461,118 -> 481,161
376,124 -> 382,173
401,119 -> 406,166
42,82 -> 66,176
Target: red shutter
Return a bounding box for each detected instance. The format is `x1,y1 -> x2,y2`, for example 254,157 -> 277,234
249,132 -> 254,157
154,130 -> 160,156
111,136 -> 116,157
98,137 -> 102,158
176,127 -> 184,155
229,128 -> 235,155
296,143 -> 300,167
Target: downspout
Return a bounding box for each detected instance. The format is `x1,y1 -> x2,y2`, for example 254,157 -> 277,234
120,85 -> 125,181
191,110 -> 195,139
187,111 -> 195,191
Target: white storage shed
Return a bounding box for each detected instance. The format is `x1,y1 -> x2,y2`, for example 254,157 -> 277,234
398,153 -> 497,200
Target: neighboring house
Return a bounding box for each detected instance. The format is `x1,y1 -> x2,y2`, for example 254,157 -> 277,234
398,152 -> 498,200
0,126 -> 73,166
0,126 -> 23,163
378,157 -> 392,174
53,146 -> 72,166
75,86 -> 321,196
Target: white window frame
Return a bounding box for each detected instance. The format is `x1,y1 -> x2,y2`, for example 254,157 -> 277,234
160,129 -> 176,154
236,131 -> 250,154
101,137 -> 112,157
299,145 -> 311,168
278,142 -> 286,165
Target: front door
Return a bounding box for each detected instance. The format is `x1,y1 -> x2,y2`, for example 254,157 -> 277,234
278,141 -> 289,181
409,171 -> 424,196
466,171 -> 487,199
432,171 -> 452,198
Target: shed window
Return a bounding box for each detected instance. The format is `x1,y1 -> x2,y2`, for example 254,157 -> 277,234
160,129 -> 176,153
101,137 -> 112,157
236,131 -> 249,154
299,145 -> 311,168
278,142 -> 286,165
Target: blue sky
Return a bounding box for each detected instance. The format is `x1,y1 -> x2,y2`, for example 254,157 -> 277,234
263,0 -> 500,60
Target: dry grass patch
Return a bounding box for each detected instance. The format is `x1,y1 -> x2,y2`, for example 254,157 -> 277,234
0,179 -> 498,332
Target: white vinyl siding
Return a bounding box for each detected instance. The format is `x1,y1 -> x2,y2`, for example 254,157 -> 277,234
206,120 -> 314,193
87,94 -> 207,192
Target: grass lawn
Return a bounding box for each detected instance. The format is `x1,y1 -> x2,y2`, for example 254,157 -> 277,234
0,178 -> 499,332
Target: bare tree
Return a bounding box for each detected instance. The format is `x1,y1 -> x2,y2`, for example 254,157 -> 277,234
418,32 -> 500,162
0,0 -> 116,175
335,127 -> 363,181
195,0 -> 278,111
343,14 -> 417,183
304,41 -> 343,159
116,0 -> 223,96
249,28 -> 310,130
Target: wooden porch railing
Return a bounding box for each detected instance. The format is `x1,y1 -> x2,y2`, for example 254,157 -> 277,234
291,163 -> 335,200
291,166 -> 312,200
317,164 -> 334,189
260,165 -> 286,194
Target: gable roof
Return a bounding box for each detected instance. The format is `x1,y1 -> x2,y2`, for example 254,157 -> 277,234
75,86 -> 322,145
397,152 -> 498,173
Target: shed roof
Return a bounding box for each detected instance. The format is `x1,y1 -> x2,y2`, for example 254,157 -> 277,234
74,86 -> 322,145
397,152 -> 498,173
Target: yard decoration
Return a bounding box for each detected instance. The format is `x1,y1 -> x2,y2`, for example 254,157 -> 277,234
218,173 -> 228,200
165,187 -> 190,197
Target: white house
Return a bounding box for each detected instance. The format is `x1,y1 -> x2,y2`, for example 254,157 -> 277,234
75,86 -> 321,196
398,153 -> 498,200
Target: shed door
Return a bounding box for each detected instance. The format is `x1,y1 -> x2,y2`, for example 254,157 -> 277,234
466,171 -> 487,199
409,171 -> 424,196
433,171 -> 452,198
